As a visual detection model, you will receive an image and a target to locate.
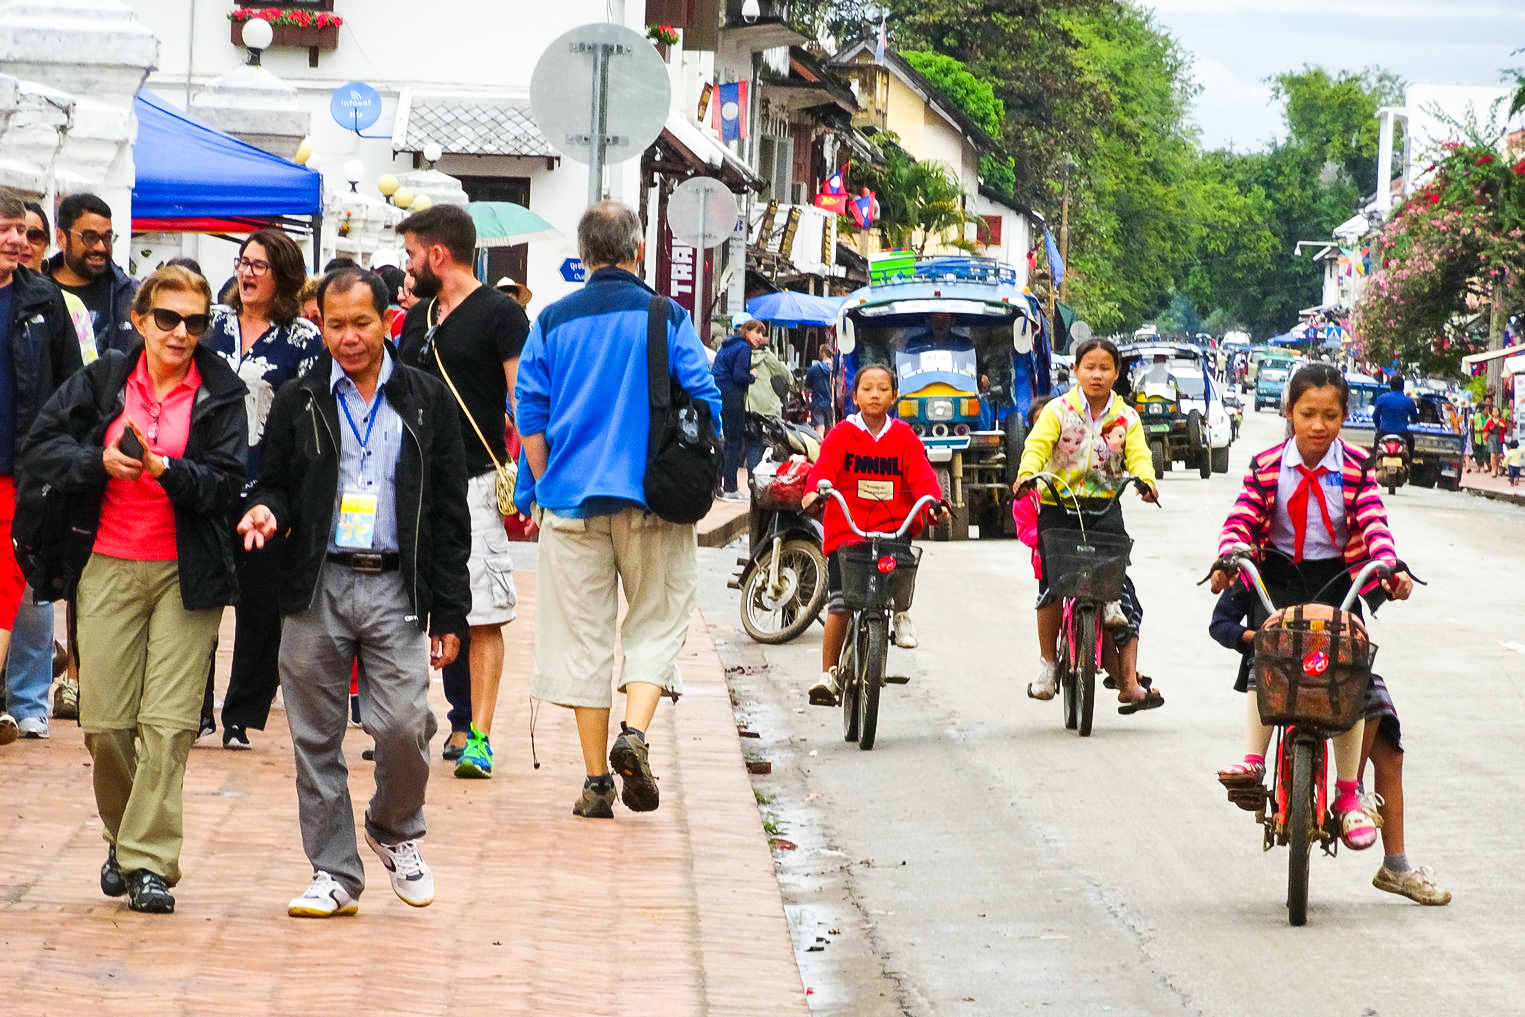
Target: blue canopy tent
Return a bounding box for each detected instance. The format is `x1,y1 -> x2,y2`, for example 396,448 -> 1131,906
131,91 -> 324,267
745,290 -> 844,327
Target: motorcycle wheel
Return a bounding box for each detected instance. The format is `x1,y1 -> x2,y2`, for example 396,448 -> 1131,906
739,539 -> 828,644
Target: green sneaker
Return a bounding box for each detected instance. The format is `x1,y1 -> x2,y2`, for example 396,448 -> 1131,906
453,725 -> 493,779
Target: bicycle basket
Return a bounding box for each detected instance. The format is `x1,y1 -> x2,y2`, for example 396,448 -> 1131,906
1039,527 -> 1132,601
1253,604 -> 1373,730
753,456 -> 811,510
838,541 -> 921,611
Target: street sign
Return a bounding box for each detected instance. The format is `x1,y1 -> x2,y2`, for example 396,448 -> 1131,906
331,81 -> 382,132
559,258 -> 586,283
531,23 -> 671,205
667,177 -> 737,250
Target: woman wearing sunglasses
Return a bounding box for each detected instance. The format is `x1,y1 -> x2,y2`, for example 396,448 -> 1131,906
205,230 -> 320,750
20,265 -> 248,913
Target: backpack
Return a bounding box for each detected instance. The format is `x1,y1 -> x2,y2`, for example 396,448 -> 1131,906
643,296 -> 720,524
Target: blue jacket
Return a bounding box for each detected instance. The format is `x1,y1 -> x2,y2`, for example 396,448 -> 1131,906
514,266 -> 722,515
1371,390 -> 1417,436
712,334 -> 754,396
806,360 -> 832,410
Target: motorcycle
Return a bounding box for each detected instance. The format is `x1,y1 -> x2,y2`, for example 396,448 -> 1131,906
730,413 -> 827,644
1222,389 -> 1244,441
1374,433 -> 1409,494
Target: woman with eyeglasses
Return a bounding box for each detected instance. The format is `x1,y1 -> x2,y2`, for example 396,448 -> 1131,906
205,230 -> 320,750
20,265 -> 247,913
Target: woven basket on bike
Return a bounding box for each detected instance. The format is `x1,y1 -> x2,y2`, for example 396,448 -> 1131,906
1253,604 -> 1373,730
1038,528 -> 1132,602
838,540 -> 921,611
752,456 -> 811,510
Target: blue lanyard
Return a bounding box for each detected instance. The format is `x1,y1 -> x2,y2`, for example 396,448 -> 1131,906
339,388 -> 381,448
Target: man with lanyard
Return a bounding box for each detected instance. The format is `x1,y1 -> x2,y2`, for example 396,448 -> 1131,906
1371,374 -> 1418,454
238,267 -> 470,917
397,204 -> 530,780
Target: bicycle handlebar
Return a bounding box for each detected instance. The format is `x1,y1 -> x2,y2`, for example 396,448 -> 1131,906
1208,543 -> 1396,616
814,480 -> 941,541
1018,470 -> 1156,515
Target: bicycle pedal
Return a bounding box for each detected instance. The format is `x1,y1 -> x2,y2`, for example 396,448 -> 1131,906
883,674 -> 910,685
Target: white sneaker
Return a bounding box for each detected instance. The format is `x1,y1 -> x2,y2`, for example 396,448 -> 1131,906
1028,660 -> 1057,700
288,870 -> 358,917
17,716 -> 48,739
0,713 -> 17,746
1102,600 -> 1128,632
892,612 -> 918,649
808,668 -> 840,706
365,831 -> 435,907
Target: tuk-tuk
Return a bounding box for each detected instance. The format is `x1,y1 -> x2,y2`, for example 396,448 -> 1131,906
1341,375 -> 1465,490
1245,347 -> 1300,392
1118,344 -> 1230,477
835,255 -> 1053,539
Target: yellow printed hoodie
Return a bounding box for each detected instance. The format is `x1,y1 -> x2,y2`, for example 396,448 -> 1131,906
1016,386 -> 1156,503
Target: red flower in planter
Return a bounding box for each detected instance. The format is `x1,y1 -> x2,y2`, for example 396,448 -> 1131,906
1475,155 -> 1495,166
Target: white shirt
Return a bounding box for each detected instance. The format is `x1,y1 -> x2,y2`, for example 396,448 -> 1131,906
1269,438 -> 1346,560
846,412 -> 891,441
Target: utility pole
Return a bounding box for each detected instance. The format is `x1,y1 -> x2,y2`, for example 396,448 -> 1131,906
1058,153 -> 1076,305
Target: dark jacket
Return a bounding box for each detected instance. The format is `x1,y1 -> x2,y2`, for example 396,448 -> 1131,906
18,343 -> 248,607
45,254 -> 138,356
8,265 -> 86,438
712,334 -> 754,396
247,348 -> 472,638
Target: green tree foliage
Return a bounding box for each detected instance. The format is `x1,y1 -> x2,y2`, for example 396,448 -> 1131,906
851,143 -> 977,255
900,49 -> 1004,138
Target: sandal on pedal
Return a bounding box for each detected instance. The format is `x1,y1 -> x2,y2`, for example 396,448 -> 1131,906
1103,673 -> 1152,692
1337,804 -> 1378,851
1117,687 -> 1164,714
1216,759 -> 1266,790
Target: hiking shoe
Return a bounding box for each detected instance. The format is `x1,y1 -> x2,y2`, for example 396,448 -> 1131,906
453,725 -> 492,779
364,832 -> 434,907
18,716 -> 48,739
0,713 -> 17,746
52,677 -> 79,720
892,611 -> 919,649
609,724 -> 659,813
127,870 -> 175,914
573,780 -> 617,819
288,871 -> 358,917
1373,864 -> 1452,906
100,846 -> 127,897
222,725 -> 251,750
1028,659 -> 1057,700
808,669 -> 840,707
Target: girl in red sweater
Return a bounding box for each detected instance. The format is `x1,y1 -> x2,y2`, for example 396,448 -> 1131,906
802,364 -> 948,705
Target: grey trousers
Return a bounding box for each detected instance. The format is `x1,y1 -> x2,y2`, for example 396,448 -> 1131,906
278,564 -> 436,899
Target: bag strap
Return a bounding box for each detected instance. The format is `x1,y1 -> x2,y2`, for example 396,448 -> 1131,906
428,297 -> 507,476
646,295 -> 670,411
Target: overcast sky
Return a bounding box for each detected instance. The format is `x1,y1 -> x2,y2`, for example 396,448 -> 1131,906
1144,0 -> 1525,151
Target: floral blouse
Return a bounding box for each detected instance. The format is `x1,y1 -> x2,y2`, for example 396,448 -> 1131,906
206,304 -> 321,483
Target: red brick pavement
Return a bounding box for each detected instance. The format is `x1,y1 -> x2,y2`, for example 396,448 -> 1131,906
0,573 -> 808,1017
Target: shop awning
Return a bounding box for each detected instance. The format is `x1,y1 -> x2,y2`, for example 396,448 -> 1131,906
660,114 -> 764,190
1461,345 -> 1525,367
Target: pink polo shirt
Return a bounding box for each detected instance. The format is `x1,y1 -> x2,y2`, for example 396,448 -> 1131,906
94,356 -> 201,561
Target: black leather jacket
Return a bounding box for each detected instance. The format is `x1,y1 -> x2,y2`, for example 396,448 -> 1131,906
246,349 -> 472,638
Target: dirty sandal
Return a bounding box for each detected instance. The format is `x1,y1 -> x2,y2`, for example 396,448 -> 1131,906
1117,688 -> 1164,714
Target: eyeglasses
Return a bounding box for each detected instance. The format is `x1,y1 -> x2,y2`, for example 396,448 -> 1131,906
234,256 -> 271,276
69,229 -> 116,248
24,228 -> 46,246
145,402 -> 161,444
150,308 -> 211,336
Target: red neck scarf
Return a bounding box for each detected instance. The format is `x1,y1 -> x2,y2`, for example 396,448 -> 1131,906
1287,463 -> 1334,562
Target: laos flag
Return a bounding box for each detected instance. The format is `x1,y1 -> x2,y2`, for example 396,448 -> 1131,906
850,191 -> 877,228
814,164 -> 849,214
712,81 -> 749,142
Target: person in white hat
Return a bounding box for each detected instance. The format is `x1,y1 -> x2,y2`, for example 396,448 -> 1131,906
494,277 -> 532,309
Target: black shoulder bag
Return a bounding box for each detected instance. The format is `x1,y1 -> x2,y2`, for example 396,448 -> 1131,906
643,295 -> 721,524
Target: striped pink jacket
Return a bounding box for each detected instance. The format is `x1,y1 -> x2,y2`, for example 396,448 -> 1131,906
1217,438 -> 1398,567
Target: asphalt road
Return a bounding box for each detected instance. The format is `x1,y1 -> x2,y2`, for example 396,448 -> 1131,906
698,406 -> 1520,1017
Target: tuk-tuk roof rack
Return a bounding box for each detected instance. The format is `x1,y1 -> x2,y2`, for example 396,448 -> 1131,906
869,254 -> 1018,287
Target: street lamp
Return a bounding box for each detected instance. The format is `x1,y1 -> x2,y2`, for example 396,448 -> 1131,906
412,193 -> 433,212
422,142 -> 443,170
393,187 -> 415,209
240,18 -> 272,67
343,159 -> 364,194
378,173 -> 400,203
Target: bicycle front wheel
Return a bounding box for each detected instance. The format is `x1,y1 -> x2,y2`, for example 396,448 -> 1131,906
840,619 -> 860,743
1286,737 -> 1315,926
1076,604 -> 1097,737
1059,611 -> 1078,730
856,612 -> 888,751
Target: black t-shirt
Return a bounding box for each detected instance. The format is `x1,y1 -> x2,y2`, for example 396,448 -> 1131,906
399,285 -> 529,476
56,272 -> 114,339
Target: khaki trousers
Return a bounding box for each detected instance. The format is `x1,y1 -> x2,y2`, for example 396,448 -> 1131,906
76,554 -> 222,884
531,506 -> 697,709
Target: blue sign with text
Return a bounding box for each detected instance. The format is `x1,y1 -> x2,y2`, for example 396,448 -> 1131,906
331,82 -> 382,132
559,258 -> 586,282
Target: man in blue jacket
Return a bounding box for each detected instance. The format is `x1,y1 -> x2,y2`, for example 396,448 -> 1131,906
1372,374 -> 1418,452
515,201 -> 722,820
711,320 -> 755,499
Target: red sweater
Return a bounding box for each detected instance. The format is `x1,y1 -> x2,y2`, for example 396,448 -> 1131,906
806,415 -> 941,554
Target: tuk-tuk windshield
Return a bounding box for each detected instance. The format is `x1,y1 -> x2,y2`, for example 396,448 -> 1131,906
1347,384 -> 1379,413
896,347 -> 978,385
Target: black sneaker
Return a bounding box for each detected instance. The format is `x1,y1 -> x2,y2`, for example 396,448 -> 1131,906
609,724 -> 659,813
100,846 -> 127,898
572,779 -> 616,819
127,870 -> 175,914
196,715 -> 215,741
222,725 -> 251,750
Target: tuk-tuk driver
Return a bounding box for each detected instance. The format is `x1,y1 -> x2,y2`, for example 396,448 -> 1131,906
905,312 -> 974,354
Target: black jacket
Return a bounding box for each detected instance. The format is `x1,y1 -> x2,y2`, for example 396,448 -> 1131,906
247,349 -> 472,638
8,265 -> 86,437
19,343 -> 248,608
45,255 -> 138,356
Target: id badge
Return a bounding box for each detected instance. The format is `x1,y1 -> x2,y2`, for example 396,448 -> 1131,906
335,489 -> 378,549
857,479 -> 894,502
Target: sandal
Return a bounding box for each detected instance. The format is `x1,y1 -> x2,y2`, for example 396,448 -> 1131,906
1117,687 -> 1164,714
1337,803 -> 1378,851
1216,759 -> 1266,789
1103,673 -> 1153,691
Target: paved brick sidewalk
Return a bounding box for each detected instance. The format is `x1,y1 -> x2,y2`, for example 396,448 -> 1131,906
1461,467 -> 1525,506
0,572 -> 807,1017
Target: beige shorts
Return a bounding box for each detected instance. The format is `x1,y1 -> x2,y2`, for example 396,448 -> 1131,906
530,506 -> 697,709
466,470 -> 517,627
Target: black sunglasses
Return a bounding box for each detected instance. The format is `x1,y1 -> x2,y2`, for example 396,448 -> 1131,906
150,308 -> 211,336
